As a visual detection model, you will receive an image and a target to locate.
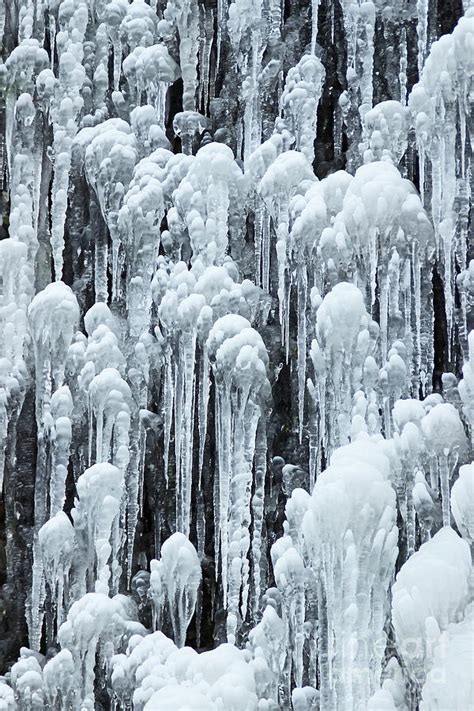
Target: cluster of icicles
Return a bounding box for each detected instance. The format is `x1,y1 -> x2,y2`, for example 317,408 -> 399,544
0,0 -> 473,709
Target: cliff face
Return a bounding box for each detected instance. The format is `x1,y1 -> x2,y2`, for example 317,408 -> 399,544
0,0 -> 472,708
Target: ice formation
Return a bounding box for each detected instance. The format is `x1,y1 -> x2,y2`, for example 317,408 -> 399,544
149,532 -> 201,647
392,526 -> 472,705
0,1 -> 472,710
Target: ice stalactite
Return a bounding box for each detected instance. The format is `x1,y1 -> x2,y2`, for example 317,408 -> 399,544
300,439 -> 398,710
111,632 -> 277,710
413,470 -> 440,543
48,0 -> 87,280
459,330 -> 474,444
398,422 -> 425,556
451,462 -> 474,548
172,110 -> 210,155
159,285 -> 203,535
248,603 -> 285,702
246,133 -> 288,290
420,602 -> 474,711
149,532 -> 201,647
0,238 -> 30,491
0,0 -> 473,707
1,45 -> 48,498
49,385 -> 73,515
118,141 -> 165,336
311,0 -> 321,53
152,258 -> 265,537
65,305 -> 128,478
280,54 -> 325,165
409,9 -> 474,348
123,44 -> 180,124
38,511 -> 74,632
42,649 -> 76,710
71,462 -> 124,595
27,283 -> 79,650
359,100 -> 410,165
119,0 -> 159,55
416,0 -> 429,79
338,0 -> 376,169
309,282 -> 377,473
340,161 -> 435,389
392,527 -> 471,701
4,40 -> 49,208
259,150 -> 316,358
421,403 -> 468,527
270,538 -> 305,703
207,315 -> 270,643
164,0 -> 199,111
117,150 -> 189,331
250,416 -> 267,620
57,593 -> 143,710
87,368 -> 131,535
197,4 -> 214,115
390,400 -> 428,556
10,652 -> 44,710
228,0 -> 264,162
84,124 -> 137,302
288,170 -> 351,443
172,142 -> 246,265
28,282 -> 79,424
111,632 -> 177,709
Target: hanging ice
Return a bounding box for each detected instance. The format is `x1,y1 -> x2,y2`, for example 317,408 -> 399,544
149,532 -> 201,648
392,527 -> 471,695
301,439 -> 399,710
207,315 -> 270,643
0,0 -> 473,707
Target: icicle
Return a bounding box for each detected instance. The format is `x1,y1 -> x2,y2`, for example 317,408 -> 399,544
302,440 -> 398,709
358,2 -> 375,119
280,54 -> 325,165
197,309 -> 212,485
1,1 -> 473,706
451,463 -> 474,545
164,0 -> 199,110
123,44 -> 180,123
27,283 -> 79,548
399,422 -> 423,557
399,27 -> 408,105
177,327 -> 198,535
50,386 -> 73,514
311,282 -> 376,466
154,533 -> 201,647
10,653 -> 44,709
392,527 -> 471,694
251,419 -> 267,617
88,368 -> 131,465
57,593 -> 141,708
259,150 -> 315,355
311,0 -> 320,54
416,0 -> 428,78
38,511 -> 74,630
271,540 -> 305,693
409,12 -> 474,335
296,264 -> 308,442
72,463 -> 125,595
459,330 -> 474,445
48,1 -> 88,280
421,403 -> 468,527
207,315 -> 269,639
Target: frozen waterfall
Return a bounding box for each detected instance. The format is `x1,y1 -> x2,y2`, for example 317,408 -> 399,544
0,0 -> 473,709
